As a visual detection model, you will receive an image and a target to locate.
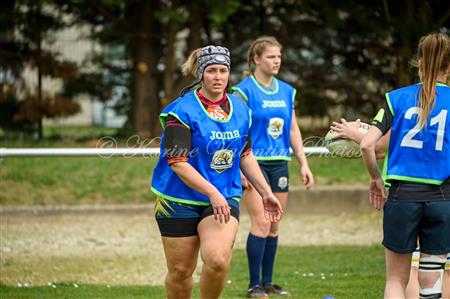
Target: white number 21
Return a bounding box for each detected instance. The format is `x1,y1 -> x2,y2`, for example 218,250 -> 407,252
400,108 -> 447,151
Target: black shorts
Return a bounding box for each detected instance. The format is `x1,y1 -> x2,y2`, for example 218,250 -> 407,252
383,180 -> 450,254
154,197 -> 240,237
383,200 -> 450,254
258,160 -> 289,193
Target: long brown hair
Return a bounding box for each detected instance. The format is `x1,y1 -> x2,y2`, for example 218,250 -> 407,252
416,33 -> 450,129
244,36 -> 282,76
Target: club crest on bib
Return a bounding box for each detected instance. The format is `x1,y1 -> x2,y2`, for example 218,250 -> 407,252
210,149 -> 234,173
268,117 -> 284,139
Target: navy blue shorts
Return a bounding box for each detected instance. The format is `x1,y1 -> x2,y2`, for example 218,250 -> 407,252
383,200 -> 450,255
154,197 -> 240,237
258,160 -> 289,193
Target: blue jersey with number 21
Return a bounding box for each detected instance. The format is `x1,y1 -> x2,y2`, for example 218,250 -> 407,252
385,83 -> 450,185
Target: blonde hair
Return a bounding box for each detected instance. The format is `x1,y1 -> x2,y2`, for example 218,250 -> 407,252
416,33 -> 450,129
244,36 -> 282,76
182,48 -> 202,79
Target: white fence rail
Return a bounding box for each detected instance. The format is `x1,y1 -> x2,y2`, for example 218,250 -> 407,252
0,147 -> 330,158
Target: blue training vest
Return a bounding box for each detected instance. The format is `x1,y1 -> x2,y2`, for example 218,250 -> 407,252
151,89 -> 252,205
384,83 -> 450,185
233,75 -> 295,161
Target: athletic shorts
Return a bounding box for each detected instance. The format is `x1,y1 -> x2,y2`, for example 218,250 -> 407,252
154,197 -> 240,237
257,160 -> 289,193
382,200 -> 450,255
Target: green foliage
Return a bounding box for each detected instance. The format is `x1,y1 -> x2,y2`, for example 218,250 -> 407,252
205,0 -> 241,26
3,0 -> 449,137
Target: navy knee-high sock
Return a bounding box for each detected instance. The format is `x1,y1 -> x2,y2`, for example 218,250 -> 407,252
246,233 -> 267,288
261,236 -> 278,285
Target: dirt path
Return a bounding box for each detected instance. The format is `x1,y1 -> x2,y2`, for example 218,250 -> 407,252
0,206 -> 383,286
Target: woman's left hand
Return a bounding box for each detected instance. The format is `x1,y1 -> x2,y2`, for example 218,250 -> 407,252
261,192 -> 283,222
301,165 -> 314,189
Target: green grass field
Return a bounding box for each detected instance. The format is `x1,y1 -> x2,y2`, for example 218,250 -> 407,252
1,125 -> 376,205
1,125 -> 380,205
0,245 -> 385,299
1,127 -> 385,298
0,155 -> 372,205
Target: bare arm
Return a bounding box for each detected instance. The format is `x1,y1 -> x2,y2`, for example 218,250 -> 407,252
290,115 -> 314,189
240,153 -> 283,222
374,130 -> 390,159
331,119 -> 390,160
170,162 -> 230,223
360,126 -> 387,210
361,126 -> 383,178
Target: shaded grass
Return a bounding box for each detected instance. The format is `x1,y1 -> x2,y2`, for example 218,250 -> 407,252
0,155 -> 373,205
1,128 -> 384,205
1,126 -> 119,144
290,155 -> 376,186
0,155 -> 379,205
0,245 -> 385,299
0,157 -> 156,205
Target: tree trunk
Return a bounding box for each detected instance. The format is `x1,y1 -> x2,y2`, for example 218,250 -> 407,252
130,0 -> 160,138
170,1 -> 204,95
187,1 -> 203,53
396,0 -> 414,87
162,1 -> 205,105
162,7 -> 178,107
36,2 -> 43,140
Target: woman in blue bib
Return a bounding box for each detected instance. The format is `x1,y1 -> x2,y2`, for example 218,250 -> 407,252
233,36 -> 314,298
151,45 -> 282,299
361,33 -> 450,299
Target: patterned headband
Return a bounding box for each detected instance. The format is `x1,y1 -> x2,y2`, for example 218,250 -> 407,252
197,45 -> 231,79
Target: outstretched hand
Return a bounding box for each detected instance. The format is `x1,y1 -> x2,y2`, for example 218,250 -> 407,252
261,192 -> 283,222
330,118 -> 361,141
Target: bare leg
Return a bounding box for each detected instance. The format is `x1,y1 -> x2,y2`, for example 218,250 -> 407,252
442,267 -> 450,299
267,192 -> 288,237
405,248 -> 420,299
198,215 -> 239,299
384,248 -> 412,299
405,267 -> 419,299
244,187 -> 271,237
161,236 -> 200,299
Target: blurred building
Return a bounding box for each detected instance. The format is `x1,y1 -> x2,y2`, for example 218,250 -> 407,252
23,17 -> 127,128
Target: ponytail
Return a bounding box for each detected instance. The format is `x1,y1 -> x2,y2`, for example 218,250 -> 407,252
180,48 -> 202,96
182,48 -> 201,78
416,33 -> 450,129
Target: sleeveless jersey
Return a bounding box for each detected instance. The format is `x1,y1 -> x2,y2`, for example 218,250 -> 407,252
233,75 -> 295,161
151,89 -> 252,205
384,83 -> 450,185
